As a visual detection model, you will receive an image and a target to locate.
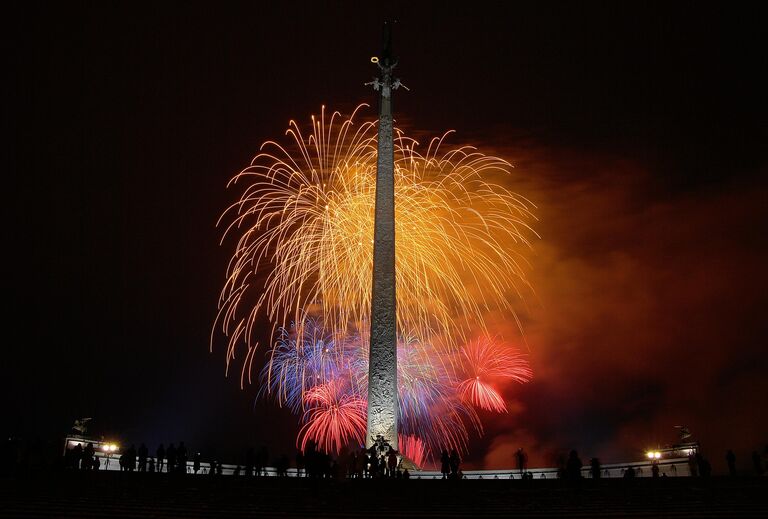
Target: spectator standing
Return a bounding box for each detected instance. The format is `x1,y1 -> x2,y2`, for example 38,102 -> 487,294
156,444 -> 165,473
516,448 -> 528,475
565,450 -> 582,480
590,457 -> 601,479
449,449 -> 460,479
83,443 -> 95,470
177,442 -> 188,473
387,450 -> 398,478
440,450 -> 450,479
166,443 -> 177,474
72,443 -> 83,470
193,452 -> 201,474
138,444 -> 148,472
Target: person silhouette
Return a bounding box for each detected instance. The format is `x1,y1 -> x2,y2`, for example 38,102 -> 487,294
193,452 -> 201,474
440,449 -> 450,479
72,443 -> 83,470
148,457 -> 155,473
565,450 -> 582,480
369,450 -> 377,479
348,450 -> 359,479
166,443 -> 176,474
449,449 -> 460,478
257,446 -> 268,476
590,457 -> 601,479
726,450 -> 736,476
377,454 -> 386,477
516,448 -> 528,475
361,450 -> 370,479
687,452 -> 698,477
652,461 -> 660,478
367,446 -> 378,477
83,443 -> 94,470
138,444 -> 148,472
177,442 -> 187,473
156,444 -> 165,473
387,449 -> 398,478
278,453 -> 289,477
623,466 -> 636,479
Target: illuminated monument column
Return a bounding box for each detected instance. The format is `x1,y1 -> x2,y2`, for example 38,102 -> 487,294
366,23 -> 402,450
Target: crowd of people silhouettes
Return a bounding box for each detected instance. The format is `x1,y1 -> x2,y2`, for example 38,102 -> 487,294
57,442 -> 768,480
13,437 -> 767,481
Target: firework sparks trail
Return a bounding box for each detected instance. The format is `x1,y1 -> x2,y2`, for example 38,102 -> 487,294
456,378 -> 508,413
263,331 -> 478,457
353,335 -> 482,456
213,105 -> 538,388
215,106 -> 538,463
258,318 -> 350,412
456,336 -> 533,412
262,325 -> 530,462
398,434 -> 427,468
298,379 -> 367,455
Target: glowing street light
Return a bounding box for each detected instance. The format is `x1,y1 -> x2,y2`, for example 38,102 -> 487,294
646,450 -> 661,460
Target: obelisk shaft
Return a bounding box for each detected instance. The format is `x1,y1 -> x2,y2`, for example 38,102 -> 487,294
366,25 -> 398,450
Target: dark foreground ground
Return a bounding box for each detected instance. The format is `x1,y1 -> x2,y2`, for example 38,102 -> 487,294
2,472 -> 766,518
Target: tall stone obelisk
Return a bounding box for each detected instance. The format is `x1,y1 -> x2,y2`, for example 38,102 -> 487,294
366,22 -> 400,450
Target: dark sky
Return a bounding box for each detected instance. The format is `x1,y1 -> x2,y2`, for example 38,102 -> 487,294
5,1 -> 767,470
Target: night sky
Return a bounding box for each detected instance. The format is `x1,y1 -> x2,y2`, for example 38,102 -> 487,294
6,1 -> 767,471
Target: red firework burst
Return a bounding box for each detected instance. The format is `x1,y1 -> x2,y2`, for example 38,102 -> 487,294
457,337 -> 532,412
457,377 -> 508,412
398,433 -> 427,468
298,380 -> 366,454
